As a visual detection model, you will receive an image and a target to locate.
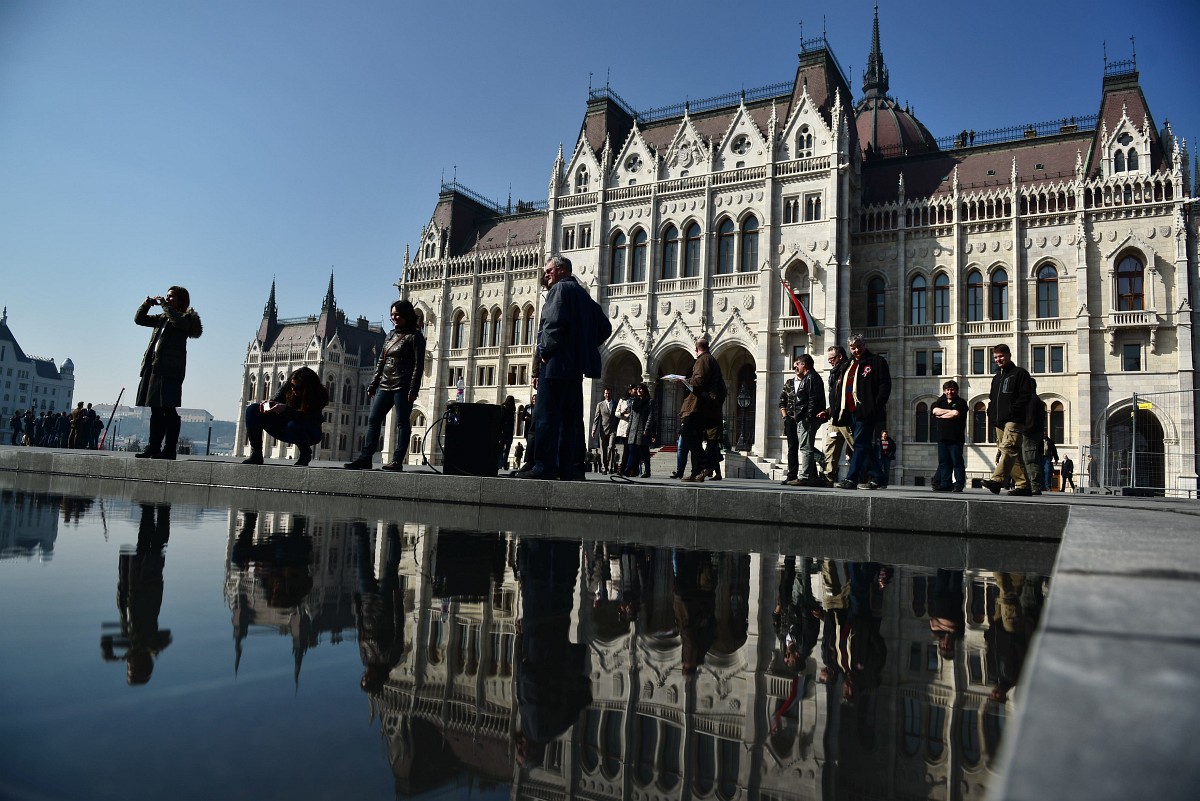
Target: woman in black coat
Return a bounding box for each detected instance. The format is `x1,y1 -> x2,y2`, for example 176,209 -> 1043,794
621,383 -> 657,477
134,286 -> 202,459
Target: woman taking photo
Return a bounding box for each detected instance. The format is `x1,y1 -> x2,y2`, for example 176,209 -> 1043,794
134,286 -> 202,460
621,383 -> 656,477
242,367 -> 329,466
345,300 -> 426,470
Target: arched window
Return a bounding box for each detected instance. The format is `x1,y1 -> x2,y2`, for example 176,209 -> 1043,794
1114,150 -> 1125,172
1050,401 -> 1065,444
452,311 -> 466,349
867,277 -> 886,327
739,216 -> 759,273
1128,149 -> 1139,170
342,379 -> 352,405
915,402 -> 930,442
796,125 -> 814,157
490,308 -> 502,346
477,309 -> 490,347
972,402 -> 989,443
522,307 -> 535,345
716,218 -> 736,274
990,268 -> 1009,320
609,232 -> 627,284
508,306 -> 521,345
630,230 -> 648,283
1037,265 -> 1059,318
575,166 -> 589,193
933,273 -> 950,323
1116,255 -> 1144,310
966,271 -> 984,322
909,276 -> 927,325
661,225 -> 679,279
683,223 -> 702,277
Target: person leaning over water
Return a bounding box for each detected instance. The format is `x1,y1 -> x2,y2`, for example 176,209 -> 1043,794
134,286 -> 203,460
242,367 -> 329,466
345,299 -> 426,471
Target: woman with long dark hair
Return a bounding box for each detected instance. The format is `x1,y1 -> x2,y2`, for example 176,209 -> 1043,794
345,300 -> 426,470
242,367 -> 329,466
134,286 -> 202,460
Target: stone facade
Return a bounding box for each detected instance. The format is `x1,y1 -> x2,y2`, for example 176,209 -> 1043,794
0,307 -> 75,422
234,276 -> 386,463
397,22 -> 1197,491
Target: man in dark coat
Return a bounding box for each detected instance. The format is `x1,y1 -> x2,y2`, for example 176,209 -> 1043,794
134,286 -> 202,460
931,379 -> 969,492
817,345 -> 854,485
678,337 -> 724,481
836,334 -> 891,490
779,354 -> 826,486
982,343 -> 1035,496
517,255 -> 611,480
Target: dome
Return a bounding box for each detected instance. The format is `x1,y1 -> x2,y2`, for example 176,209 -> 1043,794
855,95 -> 938,160
60,358 -> 74,373
853,4 -> 938,161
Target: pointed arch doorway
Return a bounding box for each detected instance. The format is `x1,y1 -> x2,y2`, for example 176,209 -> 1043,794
1105,406 -> 1165,492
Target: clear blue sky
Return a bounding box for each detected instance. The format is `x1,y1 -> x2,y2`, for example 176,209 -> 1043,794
2,0 -> 1196,421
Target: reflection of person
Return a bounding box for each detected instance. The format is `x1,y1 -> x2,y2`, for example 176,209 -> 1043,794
928,569 -> 965,661
672,549 -> 719,675
514,538 -> 592,767
354,523 -> 405,694
134,286 -> 203,460
346,300 -> 426,470
819,561 -> 890,699
986,572 -> 1046,702
931,380 -> 969,492
516,255 -> 611,481
101,503 -> 172,685
242,367 -> 329,466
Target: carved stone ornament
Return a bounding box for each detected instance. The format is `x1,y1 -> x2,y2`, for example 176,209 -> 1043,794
609,305 -> 619,318
685,299 -> 696,314
660,300 -> 671,315
1004,241 -> 1013,251
717,296 -> 728,312
1160,226 -> 1171,238
631,302 -> 641,318
966,243 -> 974,254
744,294 -> 755,310
1052,236 -> 1061,247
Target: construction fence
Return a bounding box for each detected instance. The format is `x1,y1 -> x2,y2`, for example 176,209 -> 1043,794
1080,389 -> 1198,499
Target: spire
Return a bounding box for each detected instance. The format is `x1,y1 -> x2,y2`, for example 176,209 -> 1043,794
321,270 -> 336,313
861,2 -> 889,99
263,279 -> 278,321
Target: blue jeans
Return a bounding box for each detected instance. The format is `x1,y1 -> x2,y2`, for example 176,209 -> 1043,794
532,374 -> 585,478
934,441 -> 966,489
244,403 -> 322,452
358,389 -> 413,462
845,416 -> 883,484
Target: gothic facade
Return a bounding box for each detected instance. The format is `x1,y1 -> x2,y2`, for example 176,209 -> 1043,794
0,307 -> 75,422
403,17 -> 1197,491
234,275 -> 386,463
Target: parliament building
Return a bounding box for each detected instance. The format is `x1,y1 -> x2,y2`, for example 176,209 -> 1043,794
251,11 -> 1200,492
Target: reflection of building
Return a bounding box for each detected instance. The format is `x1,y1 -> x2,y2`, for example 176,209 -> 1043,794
233,276 -> 386,463
0,489 -> 74,560
366,525 -> 1034,799
222,509 -> 359,682
396,11 -> 1198,492
0,307 -> 75,421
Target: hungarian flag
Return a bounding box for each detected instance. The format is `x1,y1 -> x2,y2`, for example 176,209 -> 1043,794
781,279 -> 822,335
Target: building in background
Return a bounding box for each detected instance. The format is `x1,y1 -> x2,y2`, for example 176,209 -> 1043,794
0,307 -> 75,422
397,10 -> 1198,494
234,274 -> 386,463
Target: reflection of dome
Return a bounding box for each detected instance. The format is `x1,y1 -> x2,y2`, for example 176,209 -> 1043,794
853,6 -> 938,160
61,358 -> 74,373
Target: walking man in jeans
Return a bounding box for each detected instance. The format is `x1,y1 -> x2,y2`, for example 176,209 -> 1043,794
982,343 -> 1035,496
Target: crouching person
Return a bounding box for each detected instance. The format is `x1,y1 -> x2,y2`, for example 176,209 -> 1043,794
243,367 -> 328,466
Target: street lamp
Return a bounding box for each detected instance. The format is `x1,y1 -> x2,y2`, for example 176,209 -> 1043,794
735,383 -> 751,451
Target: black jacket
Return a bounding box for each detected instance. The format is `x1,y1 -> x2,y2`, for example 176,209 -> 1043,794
779,371 -> 826,420
988,363 -> 1035,427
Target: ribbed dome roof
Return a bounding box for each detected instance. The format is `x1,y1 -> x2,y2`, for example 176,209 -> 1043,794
853,4 -> 938,160
855,95 -> 938,159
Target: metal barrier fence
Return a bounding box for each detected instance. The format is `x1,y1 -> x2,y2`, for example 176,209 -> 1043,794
1082,390 -> 1198,498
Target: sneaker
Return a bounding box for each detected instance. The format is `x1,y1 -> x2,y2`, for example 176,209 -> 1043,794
857,482 -> 879,490
981,479 -> 1002,495
835,480 -> 857,489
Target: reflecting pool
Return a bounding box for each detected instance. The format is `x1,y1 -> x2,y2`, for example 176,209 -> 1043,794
0,474 -> 1054,800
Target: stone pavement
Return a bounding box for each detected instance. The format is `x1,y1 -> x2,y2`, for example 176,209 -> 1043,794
2,445 -> 1197,801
